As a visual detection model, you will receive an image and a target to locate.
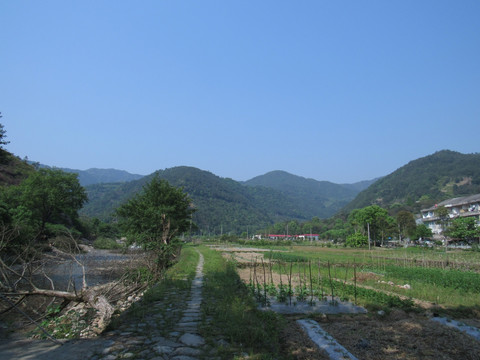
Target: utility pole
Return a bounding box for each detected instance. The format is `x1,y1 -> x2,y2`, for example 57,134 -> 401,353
367,222 -> 371,251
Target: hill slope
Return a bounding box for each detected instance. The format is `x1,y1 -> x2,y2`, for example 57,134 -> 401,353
243,170 -> 371,218
82,167 -> 379,233
0,150 -> 35,186
343,150 -> 480,213
81,166 -> 308,234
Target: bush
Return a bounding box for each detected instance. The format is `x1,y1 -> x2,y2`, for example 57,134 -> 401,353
346,233 -> 368,247
93,237 -> 122,250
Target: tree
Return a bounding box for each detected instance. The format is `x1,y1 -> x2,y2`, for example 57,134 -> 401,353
348,205 -> 390,245
446,217 -> 480,243
414,224 -> 433,240
15,169 -> 87,238
1,168 -> 87,242
397,210 -> 416,242
0,112 -> 9,149
116,175 -> 195,274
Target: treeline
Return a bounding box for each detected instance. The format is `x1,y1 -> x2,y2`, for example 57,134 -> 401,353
256,205 -> 433,246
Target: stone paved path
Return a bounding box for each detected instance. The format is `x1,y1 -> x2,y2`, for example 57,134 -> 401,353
0,251 -> 214,360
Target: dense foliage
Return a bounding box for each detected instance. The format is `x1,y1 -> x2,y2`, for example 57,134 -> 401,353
446,217 -> 480,241
244,170 -> 372,217
82,166 -> 368,234
116,175 -> 195,273
1,168 -> 87,242
343,150 -> 480,213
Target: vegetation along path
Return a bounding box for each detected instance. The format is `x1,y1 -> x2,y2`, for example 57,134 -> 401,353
0,250 -> 214,360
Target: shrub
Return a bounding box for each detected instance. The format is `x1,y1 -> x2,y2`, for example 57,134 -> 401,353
346,233 -> 368,247
93,237 -> 122,250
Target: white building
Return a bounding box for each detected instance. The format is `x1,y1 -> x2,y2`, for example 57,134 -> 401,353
421,193 -> 480,235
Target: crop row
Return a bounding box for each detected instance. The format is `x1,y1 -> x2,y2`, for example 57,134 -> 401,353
268,252 -> 480,294
378,265 -> 480,293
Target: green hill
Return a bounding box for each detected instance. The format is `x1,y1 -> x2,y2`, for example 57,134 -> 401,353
342,150 -> 480,213
243,170 -> 371,218
81,167 -> 371,234
81,167 -> 305,234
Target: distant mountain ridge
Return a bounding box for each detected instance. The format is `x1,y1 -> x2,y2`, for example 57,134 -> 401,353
81,167 -> 374,233
31,162 -> 144,186
61,167 -> 144,186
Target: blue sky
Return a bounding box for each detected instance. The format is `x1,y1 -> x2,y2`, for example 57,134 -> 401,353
1,1 -> 479,183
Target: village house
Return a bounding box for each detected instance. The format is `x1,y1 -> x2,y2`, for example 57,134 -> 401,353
421,193 -> 480,235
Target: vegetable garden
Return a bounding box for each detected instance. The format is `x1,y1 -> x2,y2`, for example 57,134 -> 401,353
210,244 -> 480,359
223,245 -> 480,314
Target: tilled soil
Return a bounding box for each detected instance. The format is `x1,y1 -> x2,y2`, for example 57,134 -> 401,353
312,310 -> 480,360
280,319 -> 330,359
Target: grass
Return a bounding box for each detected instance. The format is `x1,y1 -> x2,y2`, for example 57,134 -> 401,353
198,245 -> 285,359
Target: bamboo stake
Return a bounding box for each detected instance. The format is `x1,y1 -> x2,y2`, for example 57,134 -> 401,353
327,260 -> 334,303
353,259 -> 357,305
309,260 -> 313,305
289,261 -> 293,306
261,258 -> 267,306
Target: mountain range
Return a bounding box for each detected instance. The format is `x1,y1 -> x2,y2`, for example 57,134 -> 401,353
4,149 -> 480,234
80,167 -> 375,234
30,163 -> 144,186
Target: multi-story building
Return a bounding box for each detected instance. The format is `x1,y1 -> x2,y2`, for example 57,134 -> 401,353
421,193 -> 480,236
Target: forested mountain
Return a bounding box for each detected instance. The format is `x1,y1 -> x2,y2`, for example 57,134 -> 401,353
81,166 -> 370,234
81,167 -> 297,234
243,170 -> 372,218
32,163 -> 144,186
342,150 -> 480,214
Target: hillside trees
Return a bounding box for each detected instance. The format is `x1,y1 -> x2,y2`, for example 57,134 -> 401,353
116,175 -> 195,275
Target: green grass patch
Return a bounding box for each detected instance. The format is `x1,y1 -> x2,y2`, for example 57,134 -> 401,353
199,246 -> 285,359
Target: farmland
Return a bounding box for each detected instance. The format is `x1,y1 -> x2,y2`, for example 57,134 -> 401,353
207,243 -> 480,359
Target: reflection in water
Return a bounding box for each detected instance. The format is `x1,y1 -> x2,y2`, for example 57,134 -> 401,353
35,250 -> 131,291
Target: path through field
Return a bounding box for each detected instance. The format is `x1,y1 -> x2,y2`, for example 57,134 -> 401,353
2,247 -> 480,360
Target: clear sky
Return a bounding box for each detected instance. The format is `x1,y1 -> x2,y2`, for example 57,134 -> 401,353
1,1 -> 479,184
